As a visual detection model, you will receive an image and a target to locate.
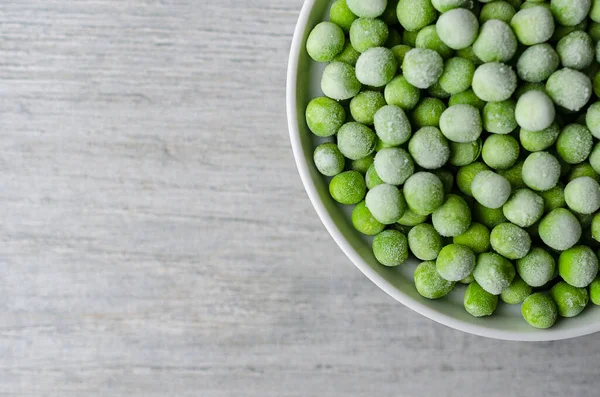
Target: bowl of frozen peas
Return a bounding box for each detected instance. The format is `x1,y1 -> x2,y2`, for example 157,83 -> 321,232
287,0 -> 600,340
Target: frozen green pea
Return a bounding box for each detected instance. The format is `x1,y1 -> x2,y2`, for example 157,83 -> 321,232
402,48 -> 444,89
436,8 -> 479,50
589,21 -> 600,41
374,105 -> 412,146
464,281 -> 499,316
515,90 -> 555,132
307,22 -> 346,62
550,281 -> 589,317
490,223 -> 531,260
412,98 -> 447,128
519,122 -> 560,152
556,124 -> 593,164
334,41 -> 361,65
472,20 -> 517,63
556,31 -> 594,70
329,171 -> 367,204
402,30 -> 419,47
397,208 -> 428,226
374,147 -> 415,185
346,0 -> 387,18
384,75 -> 421,110
522,152 -> 561,191
472,62 -> 517,102
427,81 -> 452,99
448,89 -> 486,109
414,260 -> 455,299
373,229 -> 409,266
540,184 -> 566,212
416,25 -> 454,59
355,47 -> 398,88
352,200 -> 386,235
432,194 -> 472,237
511,6 -> 555,45
474,252 -> 516,295
436,244 -> 477,281
306,97 -> 346,137
321,62 -> 362,101
350,18 -> 389,53
516,44 -> 559,83
565,176 -> 600,214
590,275 -> 600,304
403,172 -> 445,216
593,0 -> 600,23
366,183 -> 407,224
408,223 -> 443,260
539,208 -> 582,250
349,91 -> 386,125
521,293 -> 558,328
586,102 -> 600,139
337,122 -> 376,160
500,275 -> 532,304
453,222 -> 491,254
449,139 -> 482,167
432,0 -> 473,12
314,143 -> 345,176
350,154 -> 374,174
330,0 -> 358,32
517,247 -> 556,287
397,0 -> 437,32
408,126 -> 451,169
439,105 -> 482,143
438,57 -> 475,95
482,134 -> 519,170
503,189 -> 544,228
391,44 -> 412,70
483,100 -> 517,135
480,1 -> 516,23
434,169 -> 455,194
457,162 -> 490,196
366,163 -> 384,189
546,68 -> 592,112
551,0 -> 591,27
473,201 -> 507,228
472,171 -> 512,209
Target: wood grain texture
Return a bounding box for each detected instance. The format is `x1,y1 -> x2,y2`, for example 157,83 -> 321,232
0,1 -> 599,396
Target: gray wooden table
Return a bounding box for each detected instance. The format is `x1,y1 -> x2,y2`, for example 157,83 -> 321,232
1,1 -> 599,396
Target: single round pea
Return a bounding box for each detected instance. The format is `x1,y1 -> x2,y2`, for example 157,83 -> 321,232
408,224 -> 443,261
515,90 -> 556,132
436,8 -> 479,50
432,0 -> 473,12
457,162 -> 490,197
516,44 -> 559,83
427,81 -> 451,99
414,261 -> 456,299
438,57 -> 475,95
551,0 -> 591,27
321,62 -> 362,101
432,194 -> 472,237
474,252 -> 516,295
384,76 -> 421,110
434,169 -> 455,194
473,20 -> 517,63
546,68 -> 592,112
334,41 -> 361,65
403,172 -> 445,216
464,281 -> 499,317
503,189 -> 544,228
439,104 -> 482,143
355,47 -> 398,88
402,48 -> 444,89
416,25 -> 454,59
473,201 -> 508,229
482,134 -> 519,170
412,97 -> 447,128
556,124 -> 593,164
373,105 -> 412,146
498,160 -> 526,190
346,0 -> 387,18
511,6 -> 555,45
352,200 -> 386,235
397,0 -> 437,32
590,275 -> 600,305
349,91 -> 386,125
314,143 -> 345,177
365,183 -> 407,225
483,100 -> 517,135
519,122 -> 560,152
557,31 -> 594,70
397,208 -> 428,226
521,293 -> 558,328
306,97 -> 346,137
329,171 -> 367,204
391,44 -> 412,70
337,122 -> 376,160
408,126 -> 451,169
501,275 -> 532,304
374,148 -> 415,185
472,171 -> 512,209
330,0 -> 359,32
480,1 -> 517,23
565,176 -> 600,214
453,222 -> 491,254
540,184 -> 566,212
559,245 -> 599,288
365,163 -> 384,189
449,139 -> 482,167
472,62 -> 517,102
550,281 -> 589,318
586,102 -> 600,139
539,208 -> 582,251
490,223 -> 531,260
517,247 -> 556,287
522,152 -> 561,191
350,18 -> 389,53
436,244 -> 477,281
448,89 -> 486,109
307,22 -> 346,62
373,229 -> 409,266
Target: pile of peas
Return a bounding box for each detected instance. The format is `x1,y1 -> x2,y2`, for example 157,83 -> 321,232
305,0 -> 600,329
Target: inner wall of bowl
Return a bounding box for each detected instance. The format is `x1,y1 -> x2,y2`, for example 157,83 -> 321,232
292,0 -> 600,339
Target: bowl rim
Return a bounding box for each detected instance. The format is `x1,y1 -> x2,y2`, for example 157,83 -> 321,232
286,0 -> 600,341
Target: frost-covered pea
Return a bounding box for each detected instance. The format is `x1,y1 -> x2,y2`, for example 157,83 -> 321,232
556,31 -> 594,70
366,183 -> 407,224
482,134 -> 519,170
432,194 -> 472,237
374,105 -> 412,146
449,139 -> 482,167
498,160 -> 526,190
334,41 -> 361,65
453,222 -> 491,254
439,104 -> 482,143
349,91 -> 386,125
551,0 -> 591,27
408,223 -> 443,260
474,252 -> 516,295
355,47 -> 398,87
373,229 -> 409,266
586,102 -> 600,139
511,6 -> 555,45
540,184 -> 566,212
403,172 -> 445,215
397,208 -> 428,226
438,57 -> 475,95
374,148 -> 415,185
350,18 -> 389,53
365,163 -> 384,190
436,8 -> 479,50
329,0 -> 359,32
384,76 -> 421,110
346,0 -> 387,18
473,201 -> 507,229
457,162 -> 490,197
516,44 -> 559,83
414,261 -> 455,299
522,293 -> 558,328
556,124 -> 593,164
464,281 -> 499,317
436,244 -> 477,281
472,20 -> 518,63
412,97 -> 447,128
408,126 -> 451,169
517,247 -> 556,287
565,176 -> 600,214
352,200 -> 386,235
546,68 -> 592,112
329,171 -> 367,204
337,122 -> 376,160
490,222 -> 532,259
519,122 -> 560,152
472,62 -> 517,101
307,22 -> 346,62
306,97 -> 346,137
522,152 -> 561,191
539,208 -> 582,250
472,171 -> 512,209
432,0 -> 473,12
550,281 -> 589,317
314,143 -> 345,176
397,0 -> 437,31
321,62 -> 362,100
515,90 -> 555,132
501,275 -> 532,304
503,189 -> 544,228
402,48 -> 444,89
483,100 -> 517,134
448,89 -> 486,109
416,25 -> 454,59
480,1 -> 516,23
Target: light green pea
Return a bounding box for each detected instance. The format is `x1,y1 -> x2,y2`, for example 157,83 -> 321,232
556,124 -> 593,164
408,223 -> 443,260
403,172 -> 445,216
306,22 -> 346,62
321,62 -> 362,101
414,261 -> 456,299
519,122 -> 560,152
481,134 -> 519,170
517,247 -> 556,287
522,293 -> 558,328
453,222 -> 491,254
329,0 -> 358,32
474,252 -> 516,295
350,18 -> 389,53
550,281 -> 589,318
412,98 -> 447,128
384,76 -> 421,110
464,281 -> 499,317
373,229 -> 409,266
432,194 -> 472,237
352,200 -> 386,235
314,143 -> 345,176
306,97 -> 346,137
349,91 -> 386,125
539,208 -> 582,251
501,275 -> 532,304
483,100 -> 517,134
416,25 -> 454,59
329,171 -> 367,204
457,162 -> 490,197
438,57 -> 475,95
449,139 -> 482,167
490,223 -> 531,260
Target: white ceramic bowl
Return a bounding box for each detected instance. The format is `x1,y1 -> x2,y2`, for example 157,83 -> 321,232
287,0 -> 600,341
